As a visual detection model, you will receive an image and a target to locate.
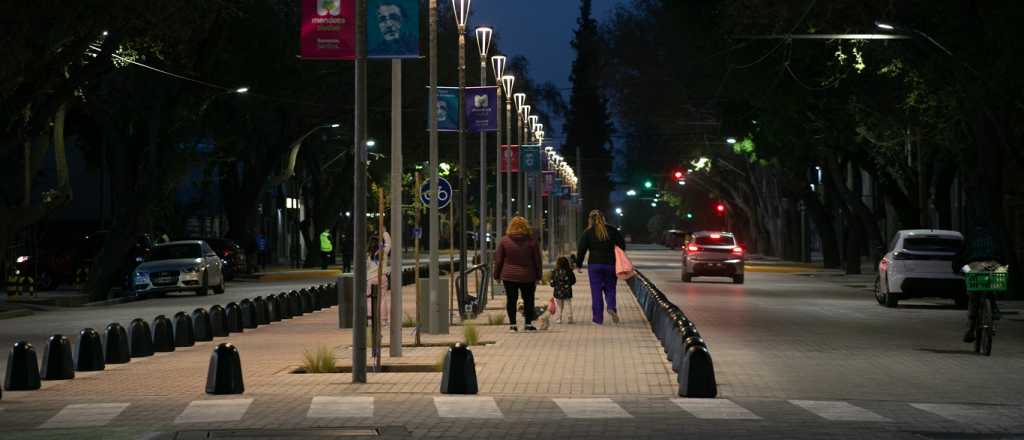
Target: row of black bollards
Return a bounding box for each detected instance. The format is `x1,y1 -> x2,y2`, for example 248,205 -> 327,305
627,271 -> 718,398
3,283 -> 338,397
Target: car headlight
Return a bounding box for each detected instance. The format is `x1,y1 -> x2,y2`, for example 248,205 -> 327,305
182,265 -> 202,274
133,272 -> 149,281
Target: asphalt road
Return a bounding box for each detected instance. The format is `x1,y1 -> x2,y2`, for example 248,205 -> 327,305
630,245 -> 1024,405
0,278 -> 331,374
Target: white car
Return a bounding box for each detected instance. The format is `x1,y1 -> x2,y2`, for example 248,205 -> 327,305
682,231 -> 745,284
875,229 -> 965,308
132,241 -> 226,297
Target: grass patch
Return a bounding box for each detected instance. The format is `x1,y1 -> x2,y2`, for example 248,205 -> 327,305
485,313 -> 506,325
463,323 -> 480,346
433,351 -> 447,372
402,314 -> 417,328
301,345 -> 337,373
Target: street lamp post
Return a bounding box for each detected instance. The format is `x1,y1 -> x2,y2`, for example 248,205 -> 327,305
452,0 -> 471,315
502,76 -> 516,222
513,93 -> 526,214
519,104 -> 531,215
428,0 -> 444,334
475,26 -> 492,270
352,0 -> 368,384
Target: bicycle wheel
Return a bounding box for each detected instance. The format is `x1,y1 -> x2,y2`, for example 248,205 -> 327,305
979,297 -> 994,356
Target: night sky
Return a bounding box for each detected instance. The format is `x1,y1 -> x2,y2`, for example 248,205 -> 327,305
471,0 -> 622,140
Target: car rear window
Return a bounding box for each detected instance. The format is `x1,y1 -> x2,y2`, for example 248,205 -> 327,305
695,235 -> 736,246
903,237 -> 961,253
149,244 -> 202,260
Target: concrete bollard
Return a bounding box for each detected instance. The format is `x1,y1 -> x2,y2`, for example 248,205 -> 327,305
678,345 -> 717,398
299,288 -> 313,313
209,305 -> 229,337
41,335 -> 75,380
239,299 -> 257,329
266,295 -> 282,322
151,315 -> 176,352
279,292 -> 293,320
440,343 -> 479,395
75,328 -> 105,372
104,323 -> 131,364
129,318 -> 154,358
173,312 -> 195,347
192,308 -> 213,342
225,302 -> 244,333
206,343 -> 244,395
253,297 -> 269,325
5,341 -> 41,390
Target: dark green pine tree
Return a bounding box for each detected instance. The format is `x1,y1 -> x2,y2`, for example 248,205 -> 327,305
565,0 -> 614,216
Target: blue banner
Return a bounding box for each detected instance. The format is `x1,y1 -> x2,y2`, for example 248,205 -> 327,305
519,145 -> 541,173
465,86 -> 498,132
368,0 -> 420,58
432,87 -> 460,132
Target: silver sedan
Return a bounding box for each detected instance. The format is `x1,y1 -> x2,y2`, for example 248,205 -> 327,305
132,240 -> 226,296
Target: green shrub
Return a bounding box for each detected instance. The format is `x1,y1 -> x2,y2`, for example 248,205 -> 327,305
302,346 -> 337,373
433,351 -> 447,372
402,314 -> 417,328
463,323 -> 479,346
486,314 -> 506,325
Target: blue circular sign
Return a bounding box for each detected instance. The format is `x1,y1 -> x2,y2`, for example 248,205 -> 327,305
420,177 -> 452,209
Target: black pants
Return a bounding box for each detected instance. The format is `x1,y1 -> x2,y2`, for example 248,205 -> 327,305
504,281 -> 536,325
321,251 -> 332,270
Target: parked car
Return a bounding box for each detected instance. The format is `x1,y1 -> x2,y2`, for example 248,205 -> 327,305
875,229 -> 966,308
662,230 -> 689,249
11,230 -> 152,291
681,231 -> 745,284
132,240 -> 225,297
185,237 -> 246,281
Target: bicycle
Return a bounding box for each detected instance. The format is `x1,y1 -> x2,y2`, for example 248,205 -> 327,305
964,271 -> 1008,356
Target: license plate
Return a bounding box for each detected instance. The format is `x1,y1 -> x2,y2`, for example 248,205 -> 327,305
154,277 -> 175,284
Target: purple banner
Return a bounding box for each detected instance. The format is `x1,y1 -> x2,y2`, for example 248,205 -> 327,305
300,0 -> 356,60
465,86 -> 498,133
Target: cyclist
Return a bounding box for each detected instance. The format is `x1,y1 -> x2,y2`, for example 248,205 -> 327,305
957,226 -> 1005,343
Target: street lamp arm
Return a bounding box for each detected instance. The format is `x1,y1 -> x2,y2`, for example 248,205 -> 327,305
273,124 -> 336,183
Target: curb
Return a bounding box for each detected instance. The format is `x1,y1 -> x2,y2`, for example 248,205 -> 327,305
0,308 -> 34,320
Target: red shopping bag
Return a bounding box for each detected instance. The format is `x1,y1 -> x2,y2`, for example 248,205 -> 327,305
614,246 -> 635,279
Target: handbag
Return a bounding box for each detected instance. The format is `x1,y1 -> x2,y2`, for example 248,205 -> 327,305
548,297 -> 557,314
614,246 -> 635,279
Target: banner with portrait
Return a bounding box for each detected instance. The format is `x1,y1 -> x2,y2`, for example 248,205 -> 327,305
464,86 -> 498,132
367,0 -> 420,58
519,145 -> 541,173
300,0 -> 356,60
430,87 -> 460,132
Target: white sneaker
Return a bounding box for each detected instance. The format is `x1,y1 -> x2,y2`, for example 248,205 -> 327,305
556,317 -> 563,324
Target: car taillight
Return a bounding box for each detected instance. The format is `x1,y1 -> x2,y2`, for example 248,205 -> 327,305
686,244 -> 700,253
893,251 -> 911,260
732,247 -> 744,255
223,250 -> 232,257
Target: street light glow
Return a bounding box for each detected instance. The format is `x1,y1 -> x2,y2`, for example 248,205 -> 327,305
626,189 -> 637,196
501,74 -> 516,95
514,93 -> 526,111
491,56 -> 507,81
451,0 -> 471,30
330,123 -> 340,128
235,87 -> 249,94
726,137 -> 737,144
875,21 -> 896,30
366,139 -> 376,147
475,27 -> 493,57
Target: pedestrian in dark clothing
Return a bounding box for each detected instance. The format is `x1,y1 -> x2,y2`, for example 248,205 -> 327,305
550,256 -> 576,324
494,216 -> 543,332
341,233 -> 354,273
576,210 -> 626,325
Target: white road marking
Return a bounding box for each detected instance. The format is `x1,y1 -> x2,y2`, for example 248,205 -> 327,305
433,396 -> 503,419
307,396 -> 373,418
790,400 -> 889,422
40,403 -> 130,429
672,398 -> 761,420
911,403 -> 1023,426
174,399 -> 253,424
553,398 -> 632,419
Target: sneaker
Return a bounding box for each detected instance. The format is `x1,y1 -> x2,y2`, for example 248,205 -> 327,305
525,325 -> 538,331
609,310 -> 620,324
556,317 -> 563,324
509,325 -> 518,333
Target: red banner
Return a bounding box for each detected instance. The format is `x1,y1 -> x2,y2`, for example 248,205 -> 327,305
542,171 -> 554,196
501,145 -> 519,173
300,0 -> 356,60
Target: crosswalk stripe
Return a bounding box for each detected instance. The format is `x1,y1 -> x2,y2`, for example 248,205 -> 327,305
553,398 -> 632,419
911,403 -> 1023,426
790,400 -> 889,422
433,396 -> 503,419
174,399 -> 253,424
40,403 -> 130,429
307,396 -> 373,418
672,398 -> 760,420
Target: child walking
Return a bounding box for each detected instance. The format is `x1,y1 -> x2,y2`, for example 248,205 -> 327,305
550,256 -> 576,324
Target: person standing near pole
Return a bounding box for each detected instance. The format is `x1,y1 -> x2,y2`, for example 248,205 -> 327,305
576,210 -> 625,325
320,228 -> 334,270
493,216 -> 542,332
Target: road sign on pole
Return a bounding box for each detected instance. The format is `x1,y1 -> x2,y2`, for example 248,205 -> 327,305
420,176 -> 452,209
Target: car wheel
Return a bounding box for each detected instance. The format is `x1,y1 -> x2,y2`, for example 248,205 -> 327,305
873,275 -> 885,305
732,275 -> 744,284
196,271 -> 209,296
883,274 -> 899,308
213,274 -> 225,294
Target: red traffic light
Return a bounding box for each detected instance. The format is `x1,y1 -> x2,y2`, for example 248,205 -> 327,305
716,204 -> 725,213
673,170 -> 685,180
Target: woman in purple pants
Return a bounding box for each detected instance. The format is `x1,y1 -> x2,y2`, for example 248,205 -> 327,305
576,210 -> 626,325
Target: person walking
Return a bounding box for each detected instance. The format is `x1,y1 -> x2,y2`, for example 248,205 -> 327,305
493,216 -> 543,332
576,210 -> 626,325
319,228 -> 334,270
550,256 -> 576,324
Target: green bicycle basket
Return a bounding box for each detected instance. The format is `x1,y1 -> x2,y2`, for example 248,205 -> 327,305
965,272 -> 1008,292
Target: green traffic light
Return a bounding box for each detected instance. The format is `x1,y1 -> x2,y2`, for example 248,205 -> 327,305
686,213 -> 694,219
643,180 -> 653,189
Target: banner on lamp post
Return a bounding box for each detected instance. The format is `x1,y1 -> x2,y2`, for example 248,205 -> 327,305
367,0 -> 420,58
429,87 -> 460,132
501,145 -> 519,173
300,0 -> 356,60
543,171 -> 555,196
464,86 -> 498,132
519,145 -> 541,173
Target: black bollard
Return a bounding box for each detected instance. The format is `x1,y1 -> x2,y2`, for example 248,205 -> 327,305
678,345 -> 717,398
151,315 -> 176,352
300,289 -> 313,314
278,292 -> 293,320
266,295 -> 282,322
5,341 -> 41,390
225,302 -> 244,333
253,297 -> 269,325
104,323 -> 131,364
206,343 -> 244,395
239,299 -> 257,329
288,290 -> 302,316
310,287 -> 322,311
75,328 -> 105,372
440,343 -> 479,395
173,312 -> 195,347
192,308 -> 213,342
209,305 -> 229,337
41,335 -> 75,380
129,318 -> 154,358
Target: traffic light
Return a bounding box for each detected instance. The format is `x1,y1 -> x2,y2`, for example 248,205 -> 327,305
716,203 -> 725,213
643,180 -> 653,189
686,212 -> 694,219
673,170 -> 685,180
